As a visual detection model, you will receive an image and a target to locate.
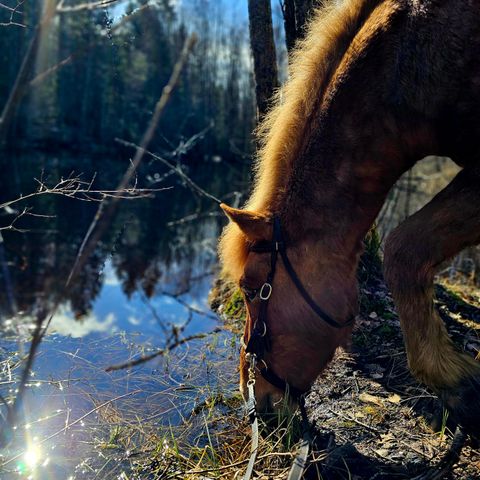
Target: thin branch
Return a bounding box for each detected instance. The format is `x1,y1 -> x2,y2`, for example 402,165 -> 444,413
105,328 -> 221,372
0,0 -> 56,142
116,139 -> 222,204
0,207 -> 55,232
56,0 -> 119,13
0,174 -> 169,211
159,290 -> 218,320
0,0 -> 25,27
0,2 -> 21,12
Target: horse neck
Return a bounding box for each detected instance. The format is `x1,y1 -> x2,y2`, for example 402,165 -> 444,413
280,120 -> 422,261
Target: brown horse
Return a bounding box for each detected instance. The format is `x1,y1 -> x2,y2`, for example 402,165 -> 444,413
219,0 -> 480,438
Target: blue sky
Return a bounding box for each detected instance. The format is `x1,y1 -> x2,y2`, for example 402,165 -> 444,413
112,0 -> 283,26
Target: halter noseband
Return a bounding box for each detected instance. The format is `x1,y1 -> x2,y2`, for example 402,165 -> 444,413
243,216 -> 354,399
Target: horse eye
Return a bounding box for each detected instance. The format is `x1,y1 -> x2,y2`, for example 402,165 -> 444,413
241,286 -> 258,302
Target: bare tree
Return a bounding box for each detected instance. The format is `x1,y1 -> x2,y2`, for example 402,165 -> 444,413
281,0 -> 317,52
282,0 -> 297,52
295,0 -> 316,37
247,0 -> 279,119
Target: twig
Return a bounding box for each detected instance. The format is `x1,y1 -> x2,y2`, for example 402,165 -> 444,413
56,0 -> 119,13
328,408 -> 381,433
116,139 -> 222,204
159,290 -> 218,320
0,0 -> 25,27
0,175 -> 167,211
105,328 -> 221,372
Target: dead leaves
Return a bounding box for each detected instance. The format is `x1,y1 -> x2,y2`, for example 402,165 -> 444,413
358,392 -> 401,406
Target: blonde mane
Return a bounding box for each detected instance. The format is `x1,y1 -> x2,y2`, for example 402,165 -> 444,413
220,0 -> 386,282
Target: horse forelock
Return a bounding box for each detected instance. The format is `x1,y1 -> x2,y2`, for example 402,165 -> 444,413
219,221 -> 250,282
219,0 -> 389,282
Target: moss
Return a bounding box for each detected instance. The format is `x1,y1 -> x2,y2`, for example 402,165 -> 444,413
209,278 -> 246,332
224,288 -> 245,319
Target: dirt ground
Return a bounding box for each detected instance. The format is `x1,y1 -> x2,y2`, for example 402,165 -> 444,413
303,278 -> 480,480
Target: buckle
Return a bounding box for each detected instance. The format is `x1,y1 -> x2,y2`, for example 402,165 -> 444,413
259,282 -> 272,300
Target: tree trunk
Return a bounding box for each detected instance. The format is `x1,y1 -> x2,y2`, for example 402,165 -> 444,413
247,0 -> 279,119
0,0 -> 56,144
295,0 -> 315,38
282,0 -> 297,53
282,0 -> 317,53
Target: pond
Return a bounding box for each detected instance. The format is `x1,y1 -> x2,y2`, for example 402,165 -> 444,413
0,151 -> 245,479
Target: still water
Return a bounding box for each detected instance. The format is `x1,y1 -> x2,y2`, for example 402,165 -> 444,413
0,152 -> 246,478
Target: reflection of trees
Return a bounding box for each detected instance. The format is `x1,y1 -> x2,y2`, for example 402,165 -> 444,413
0,153 -> 234,320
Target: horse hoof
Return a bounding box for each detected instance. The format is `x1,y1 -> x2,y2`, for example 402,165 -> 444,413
442,374 -> 480,438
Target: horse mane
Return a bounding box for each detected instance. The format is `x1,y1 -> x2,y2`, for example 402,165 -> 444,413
220,0 -> 388,282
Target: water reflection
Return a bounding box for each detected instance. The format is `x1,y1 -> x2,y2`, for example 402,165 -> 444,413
0,151 -> 236,318
0,151 -> 242,478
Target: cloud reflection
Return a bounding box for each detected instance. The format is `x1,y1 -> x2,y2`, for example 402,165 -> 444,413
50,307 -> 117,338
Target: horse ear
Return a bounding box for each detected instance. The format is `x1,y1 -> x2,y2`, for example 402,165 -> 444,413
220,204 -> 271,241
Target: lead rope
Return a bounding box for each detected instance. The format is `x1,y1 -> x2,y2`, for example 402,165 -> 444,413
243,382 -> 312,480
243,354 -> 259,480
243,358 -> 312,480
287,396 -> 312,480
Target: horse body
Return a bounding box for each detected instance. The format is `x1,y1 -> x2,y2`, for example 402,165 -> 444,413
219,0 -> 480,436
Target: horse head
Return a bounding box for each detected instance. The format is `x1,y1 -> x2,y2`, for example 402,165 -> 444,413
220,203 -> 357,414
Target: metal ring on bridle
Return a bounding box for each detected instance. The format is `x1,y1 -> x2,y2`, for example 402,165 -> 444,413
259,282 -> 272,300
253,320 -> 267,337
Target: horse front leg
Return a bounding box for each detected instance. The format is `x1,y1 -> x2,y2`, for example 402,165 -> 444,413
384,167 -> 480,437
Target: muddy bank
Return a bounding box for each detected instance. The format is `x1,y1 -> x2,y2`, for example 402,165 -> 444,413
303,279 -> 480,480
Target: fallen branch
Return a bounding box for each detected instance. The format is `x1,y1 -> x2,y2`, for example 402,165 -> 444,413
105,328 -> 221,372
327,408 -> 381,433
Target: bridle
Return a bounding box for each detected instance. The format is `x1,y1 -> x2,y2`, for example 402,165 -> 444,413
241,216 -> 354,480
